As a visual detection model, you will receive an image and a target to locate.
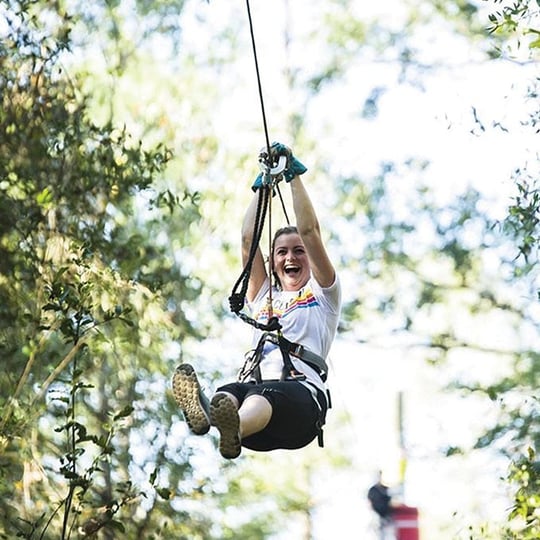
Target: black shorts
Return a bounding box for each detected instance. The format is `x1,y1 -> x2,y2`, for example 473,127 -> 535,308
216,380 -> 327,452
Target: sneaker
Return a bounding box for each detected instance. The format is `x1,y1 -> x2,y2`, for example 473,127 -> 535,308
172,364 -> 211,435
210,393 -> 241,459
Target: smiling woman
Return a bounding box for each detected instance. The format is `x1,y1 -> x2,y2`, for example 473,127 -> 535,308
271,226 -> 310,290
172,142 -> 342,459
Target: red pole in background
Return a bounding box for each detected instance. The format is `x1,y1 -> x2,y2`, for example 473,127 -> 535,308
394,505 -> 419,540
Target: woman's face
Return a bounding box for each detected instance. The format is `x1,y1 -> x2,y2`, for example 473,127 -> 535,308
272,232 -> 310,291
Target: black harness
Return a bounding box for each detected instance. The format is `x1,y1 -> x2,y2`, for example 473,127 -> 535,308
237,331 -> 331,447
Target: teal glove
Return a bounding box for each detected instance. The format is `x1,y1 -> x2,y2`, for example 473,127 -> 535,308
284,154 -> 307,182
251,172 -> 265,192
251,142 -> 307,191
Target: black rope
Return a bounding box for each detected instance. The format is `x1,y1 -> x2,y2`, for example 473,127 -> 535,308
245,0 -> 272,159
244,0 -> 290,226
229,185 -> 268,314
275,183 -> 290,225
228,186 -> 281,331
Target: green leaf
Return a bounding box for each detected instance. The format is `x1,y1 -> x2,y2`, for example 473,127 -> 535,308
113,405 -> 134,421
156,487 -> 171,500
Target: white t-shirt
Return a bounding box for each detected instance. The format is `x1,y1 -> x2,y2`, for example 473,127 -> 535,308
247,275 -> 341,397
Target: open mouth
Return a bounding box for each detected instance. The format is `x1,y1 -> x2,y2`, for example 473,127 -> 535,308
284,265 -> 301,276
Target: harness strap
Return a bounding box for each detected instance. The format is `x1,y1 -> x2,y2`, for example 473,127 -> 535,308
240,331 -> 329,381
277,336 -> 307,382
272,334 -> 329,382
302,380 -> 327,447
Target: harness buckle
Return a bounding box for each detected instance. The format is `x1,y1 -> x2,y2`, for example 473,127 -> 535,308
289,342 -> 304,358
283,367 -> 306,381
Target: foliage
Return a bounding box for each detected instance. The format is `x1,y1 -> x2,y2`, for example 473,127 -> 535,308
481,0 -> 540,532
486,1 -> 540,281
473,0 -> 540,535
466,355 -> 540,455
0,1 -> 207,538
504,162 -> 540,274
503,447 -> 540,539
487,0 -> 540,56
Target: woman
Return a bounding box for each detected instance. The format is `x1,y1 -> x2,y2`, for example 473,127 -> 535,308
172,143 -> 341,459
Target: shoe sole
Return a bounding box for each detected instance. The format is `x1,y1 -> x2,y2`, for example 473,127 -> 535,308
172,364 -> 210,435
210,393 -> 241,459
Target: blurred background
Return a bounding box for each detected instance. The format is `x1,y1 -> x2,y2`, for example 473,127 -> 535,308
1,0 -> 538,538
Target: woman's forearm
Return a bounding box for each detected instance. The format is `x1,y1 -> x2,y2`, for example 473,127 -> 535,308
290,176 -> 321,238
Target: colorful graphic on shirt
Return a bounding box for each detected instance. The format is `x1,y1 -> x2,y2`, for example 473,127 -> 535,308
255,286 -> 319,323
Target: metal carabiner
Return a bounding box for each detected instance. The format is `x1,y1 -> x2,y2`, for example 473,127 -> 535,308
258,152 -> 287,177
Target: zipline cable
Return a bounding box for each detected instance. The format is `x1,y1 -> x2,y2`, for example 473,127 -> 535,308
245,0 -> 277,319
245,0 -> 290,225
245,0 -> 272,158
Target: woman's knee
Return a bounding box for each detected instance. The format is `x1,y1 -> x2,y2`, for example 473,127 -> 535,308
238,394 -> 273,437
